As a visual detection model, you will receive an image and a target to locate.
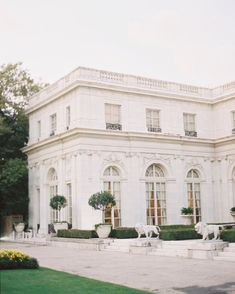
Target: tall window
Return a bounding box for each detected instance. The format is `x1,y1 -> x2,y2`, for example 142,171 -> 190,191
145,164 -> 167,225
48,168 -> 58,222
50,113 -> 57,135
37,120 -> 41,139
146,109 -> 161,132
183,113 -> 197,137
66,183 -> 72,225
103,166 -> 121,227
232,111 -> 235,134
66,106 -> 71,129
105,103 -> 121,130
187,169 -> 201,223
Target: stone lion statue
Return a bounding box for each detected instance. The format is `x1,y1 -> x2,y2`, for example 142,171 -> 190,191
135,223 -> 161,239
195,222 -> 222,241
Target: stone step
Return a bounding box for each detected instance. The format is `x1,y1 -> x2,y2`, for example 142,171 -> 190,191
217,251 -> 235,257
102,247 -> 129,252
161,244 -> 191,249
149,248 -> 188,258
224,247 -> 235,253
104,245 -> 129,250
227,243 -> 235,248
213,256 -> 235,262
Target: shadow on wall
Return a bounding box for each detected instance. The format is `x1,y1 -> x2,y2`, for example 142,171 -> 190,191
173,281 -> 235,294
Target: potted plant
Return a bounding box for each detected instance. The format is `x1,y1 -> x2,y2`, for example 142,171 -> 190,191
88,191 -> 116,238
230,207 -> 235,217
180,207 -> 194,225
49,195 -> 68,233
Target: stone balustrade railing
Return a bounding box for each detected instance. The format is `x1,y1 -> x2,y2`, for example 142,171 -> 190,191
28,67 -> 235,108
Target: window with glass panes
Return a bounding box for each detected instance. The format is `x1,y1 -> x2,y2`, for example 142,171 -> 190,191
183,113 -> 196,132
103,166 -> 121,227
187,169 -> 201,223
145,164 -> 167,225
105,104 -> 121,130
37,120 -> 41,139
146,109 -> 161,132
232,111 -> 235,132
50,113 -> 57,134
66,106 -> 71,128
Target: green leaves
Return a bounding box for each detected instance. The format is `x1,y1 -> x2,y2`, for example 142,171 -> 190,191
50,195 -> 67,211
0,159 -> 28,217
0,62 -> 46,219
88,191 -> 116,211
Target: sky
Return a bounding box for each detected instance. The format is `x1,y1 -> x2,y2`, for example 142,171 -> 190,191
1,0 -> 235,87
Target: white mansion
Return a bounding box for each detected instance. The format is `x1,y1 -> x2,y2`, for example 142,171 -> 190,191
24,67 -> 235,234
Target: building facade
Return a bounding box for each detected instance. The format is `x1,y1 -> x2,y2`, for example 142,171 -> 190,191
23,67 -> 235,234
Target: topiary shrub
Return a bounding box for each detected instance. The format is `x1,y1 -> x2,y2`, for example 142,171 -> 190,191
181,207 -> 193,215
0,249 -> 39,269
57,229 -> 98,239
88,191 -> 116,225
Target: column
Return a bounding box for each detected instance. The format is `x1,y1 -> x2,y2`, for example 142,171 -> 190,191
38,162 -> 48,235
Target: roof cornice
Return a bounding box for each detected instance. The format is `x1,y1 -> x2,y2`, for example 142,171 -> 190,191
26,67 -> 235,114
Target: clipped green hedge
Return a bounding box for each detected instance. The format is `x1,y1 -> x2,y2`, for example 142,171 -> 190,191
57,229 -> 98,239
110,225 -> 198,240
159,224 -> 195,230
110,227 -> 138,239
221,229 -> 235,242
0,249 -> 39,270
160,229 -> 201,240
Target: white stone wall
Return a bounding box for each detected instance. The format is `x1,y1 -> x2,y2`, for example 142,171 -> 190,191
24,68 -> 235,232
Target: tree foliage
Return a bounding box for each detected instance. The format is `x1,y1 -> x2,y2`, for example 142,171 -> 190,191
88,191 -> 116,211
0,63 -> 46,218
50,195 -> 67,212
0,63 -> 45,167
0,159 -> 28,217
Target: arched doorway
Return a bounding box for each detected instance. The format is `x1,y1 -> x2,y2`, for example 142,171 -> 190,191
186,169 -> 201,223
145,164 -> 167,225
103,166 -> 121,227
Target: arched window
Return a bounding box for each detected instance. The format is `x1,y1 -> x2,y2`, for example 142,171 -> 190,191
103,166 -> 121,227
187,169 -> 201,223
48,168 -> 58,222
145,164 -> 167,225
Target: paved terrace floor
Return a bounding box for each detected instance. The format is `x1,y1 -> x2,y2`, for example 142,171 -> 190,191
1,241 -> 235,294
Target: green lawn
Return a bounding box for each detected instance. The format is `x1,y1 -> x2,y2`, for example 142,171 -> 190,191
1,267 -> 150,294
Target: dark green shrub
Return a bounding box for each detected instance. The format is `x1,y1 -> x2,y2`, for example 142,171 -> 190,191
0,249 -> 39,269
159,224 -> 195,230
110,225 -> 197,239
221,229 -> 235,242
57,229 -> 98,239
181,207 -> 193,215
110,227 -> 138,239
160,229 -> 201,240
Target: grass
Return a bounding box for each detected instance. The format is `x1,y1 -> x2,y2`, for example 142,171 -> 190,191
0,267 -> 149,294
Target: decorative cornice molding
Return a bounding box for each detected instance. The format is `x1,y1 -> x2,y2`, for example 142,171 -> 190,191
26,67 -> 235,114
22,127 -> 235,155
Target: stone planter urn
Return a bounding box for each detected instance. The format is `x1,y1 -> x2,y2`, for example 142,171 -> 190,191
180,215 -> 193,225
96,224 -> 112,238
14,222 -> 25,233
